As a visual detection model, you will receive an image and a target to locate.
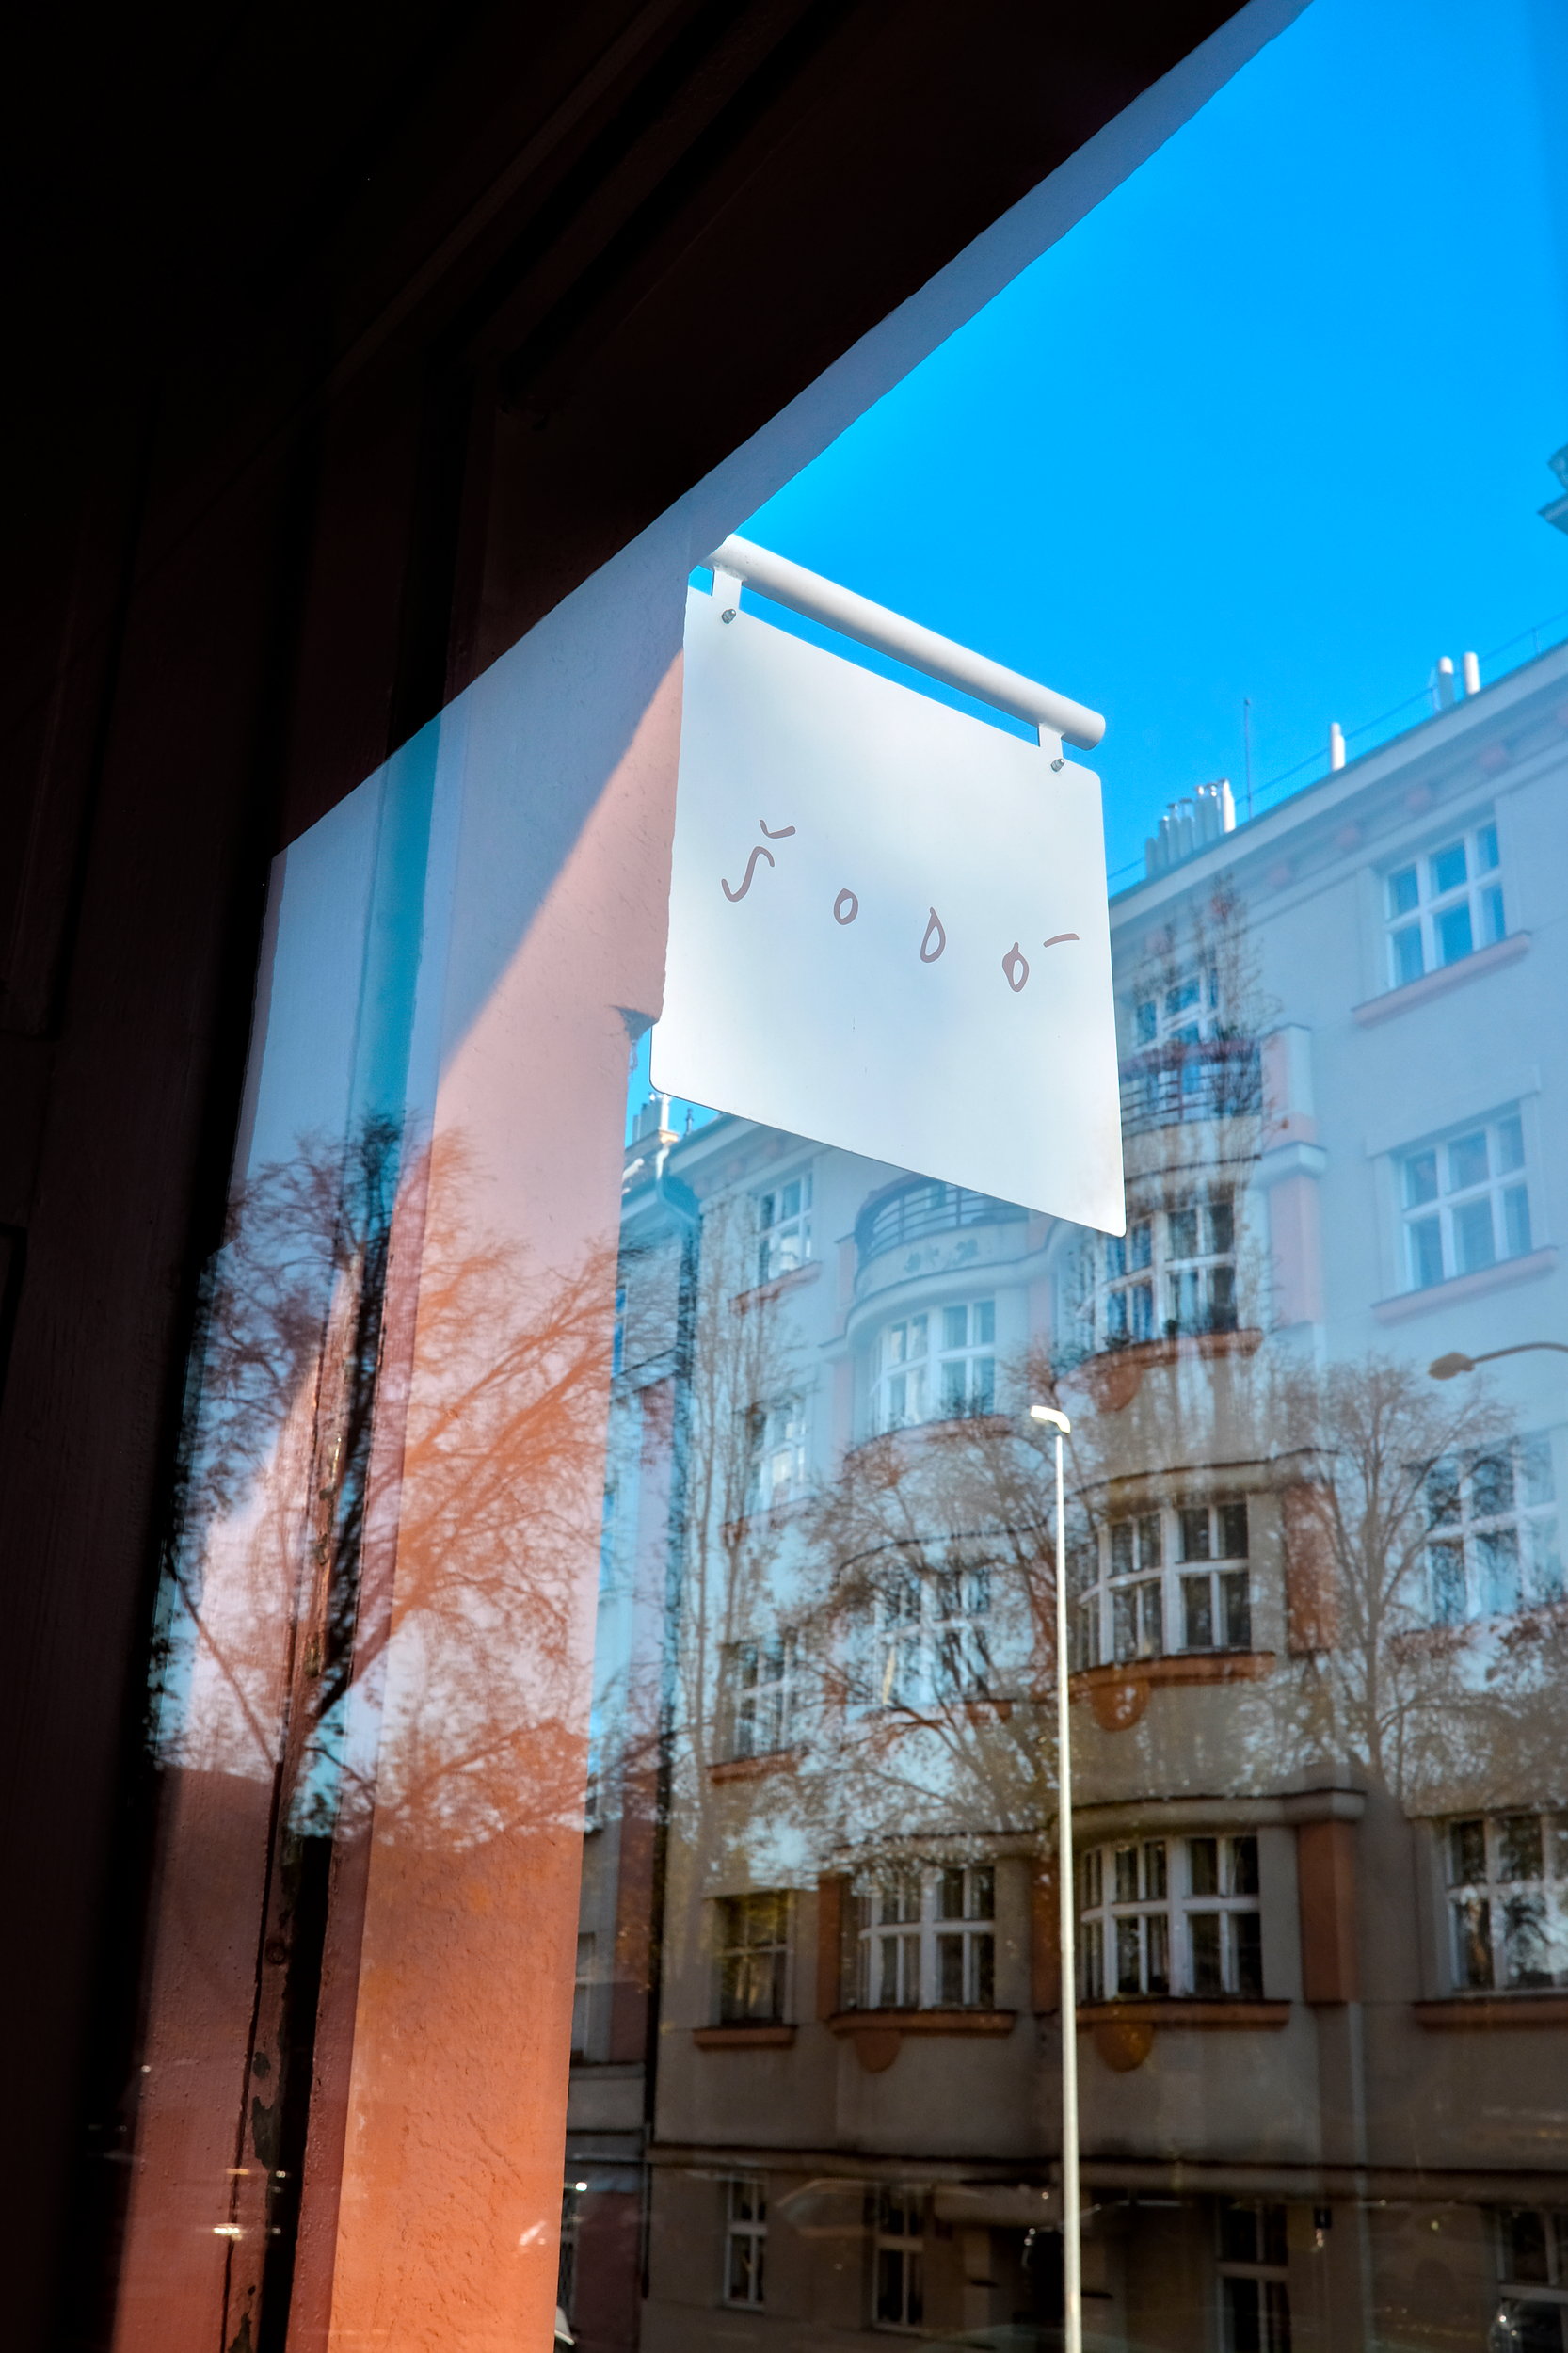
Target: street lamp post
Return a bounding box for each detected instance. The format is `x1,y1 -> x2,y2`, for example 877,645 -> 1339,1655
1030,1402 -> 1080,2353
1429,1341 -> 1568,1379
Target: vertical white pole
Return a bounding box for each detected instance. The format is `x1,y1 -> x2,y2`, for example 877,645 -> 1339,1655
1054,1419 -> 1081,2353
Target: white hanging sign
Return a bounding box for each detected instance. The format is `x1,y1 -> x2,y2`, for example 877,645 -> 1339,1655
651,582 -> 1125,1232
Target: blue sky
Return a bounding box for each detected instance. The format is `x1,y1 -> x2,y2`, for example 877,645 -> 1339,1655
739,0 -> 1568,887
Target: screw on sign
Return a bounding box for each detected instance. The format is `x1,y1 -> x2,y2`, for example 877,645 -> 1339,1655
721,817 -> 1078,987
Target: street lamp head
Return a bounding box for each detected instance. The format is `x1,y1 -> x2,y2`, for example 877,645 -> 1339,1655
1030,1403 -> 1071,1434
1429,1353 -> 1476,1381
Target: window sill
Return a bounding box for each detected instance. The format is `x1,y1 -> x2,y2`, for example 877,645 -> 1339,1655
1078,1999 -> 1288,2072
828,2007 -> 1016,2036
1353,931 -> 1530,1026
1078,1328 -> 1263,1413
1414,1994 -> 1568,2030
693,2023 -> 797,2049
1069,1651 -> 1275,1732
1078,1999 -> 1289,2028
709,1750 -> 798,1784
1371,1245 -> 1558,1323
730,1259 -> 821,1313
827,2008 -> 1016,2071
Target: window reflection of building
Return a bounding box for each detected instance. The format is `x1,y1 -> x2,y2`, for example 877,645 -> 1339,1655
1425,1441 -> 1560,1621
1384,818 -> 1506,988
724,2179 -> 768,2307
715,1893 -> 791,2024
1218,2202 -> 1291,2353
870,1297 -> 996,1430
1447,1816 -> 1568,1992
855,1865 -> 997,2010
1496,2208 -> 1568,2351
1401,1106 -> 1532,1290
1078,1498 -> 1252,1667
1080,1836 -> 1262,2002
596,626 -> 1568,2353
873,2188 -> 926,2332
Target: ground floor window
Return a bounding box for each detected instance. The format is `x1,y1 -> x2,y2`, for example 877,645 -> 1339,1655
725,2177 -> 768,2307
1219,2201 -> 1291,2353
873,2185 -> 925,2330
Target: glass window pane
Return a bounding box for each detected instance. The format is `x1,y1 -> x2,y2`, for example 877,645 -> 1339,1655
942,1304 -> 967,1351
1189,1838 -> 1220,1897
1435,902 -> 1474,965
1431,840 -> 1468,894
1496,1112 -> 1526,1173
1403,1149 -> 1439,1207
1182,1576 -> 1215,1650
1476,822 -> 1499,872
1180,1508 -> 1211,1562
974,1299 -> 995,1344
1128,1221 -> 1153,1271
1387,864 -> 1419,916
1454,1197 -> 1496,1274
1169,1207 -> 1199,1259
1505,1184 -> 1532,1257
1449,1820 -> 1487,1886
1139,1511 -> 1164,1565
1190,1912 -> 1222,1995
1391,923 -> 1424,985
1218,1500 -> 1249,1560
1482,884 -> 1506,943
1448,1130 -> 1489,1191
1498,1816 -> 1544,1881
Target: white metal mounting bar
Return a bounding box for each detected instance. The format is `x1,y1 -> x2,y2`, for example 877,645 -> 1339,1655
707,533 -> 1106,751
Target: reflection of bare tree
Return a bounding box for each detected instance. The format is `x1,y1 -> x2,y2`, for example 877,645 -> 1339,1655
130,1117 -> 616,2353
792,1414 -> 1057,1848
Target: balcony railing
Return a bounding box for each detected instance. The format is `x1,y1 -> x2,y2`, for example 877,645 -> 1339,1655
1118,1038 -> 1261,1136
856,1178 -> 1027,1271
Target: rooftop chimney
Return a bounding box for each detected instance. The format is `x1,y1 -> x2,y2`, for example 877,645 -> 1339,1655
1144,778 -> 1235,876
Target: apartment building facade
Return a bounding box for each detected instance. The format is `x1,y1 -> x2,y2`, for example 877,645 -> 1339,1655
566,631 -> 1568,2352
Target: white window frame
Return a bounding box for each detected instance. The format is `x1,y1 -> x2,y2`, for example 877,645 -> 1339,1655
1399,1104 -> 1532,1291
1083,1193 -> 1238,1353
871,1559 -> 995,1707
856,1864 -> 997,2011
725,2177 -> 768,2308
1218,2201 -> 1291,2353
756,1170 -> 813,1283
726,1632 -> 796,1760
869,1298 -> 997,1433
715,1891 -> 791,2024
1496,2206 -> 1568,2350
1079,1833 -> 1263,2001
1423,1437 -> 1560,1623
1384,817 -> 1505,989
872,2186 -> 926,2333
744,1395 -> 808,1511
1131,961 -> 1222,1048
1445,1813 -> 1568,1993
1075,1499 -> 1251,1669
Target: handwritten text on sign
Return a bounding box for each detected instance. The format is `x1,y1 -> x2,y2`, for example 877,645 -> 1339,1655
652,584 -> 1124,1232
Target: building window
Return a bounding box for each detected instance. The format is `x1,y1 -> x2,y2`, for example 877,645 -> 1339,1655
1424,1438 -> 1560,1623
1080,1835 -> 1262,2001
1218,2201 -> 1291,2353
856,1865 -> 996,2010
1384,819 -> 1505,988
725,2178 -> 768,2308
1446,1815 -> 1568,1993
726,1633 -> 795,1760
873,2186 -> 926,2331
570,1933 -> 595,2058
1400,1105 -> 1532,1289
870,1300 -> 996,1433
744,1396 -> 808,1510
871,1559 -> 994,1706
756,1172 -> 812,1283
1132,963 -> 1221,1047
1076,1499 -> 1251,1669
1496,2208 -> 1568,2351
716,1892 -> 790,2023
1084,1195 -> 1237,1352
